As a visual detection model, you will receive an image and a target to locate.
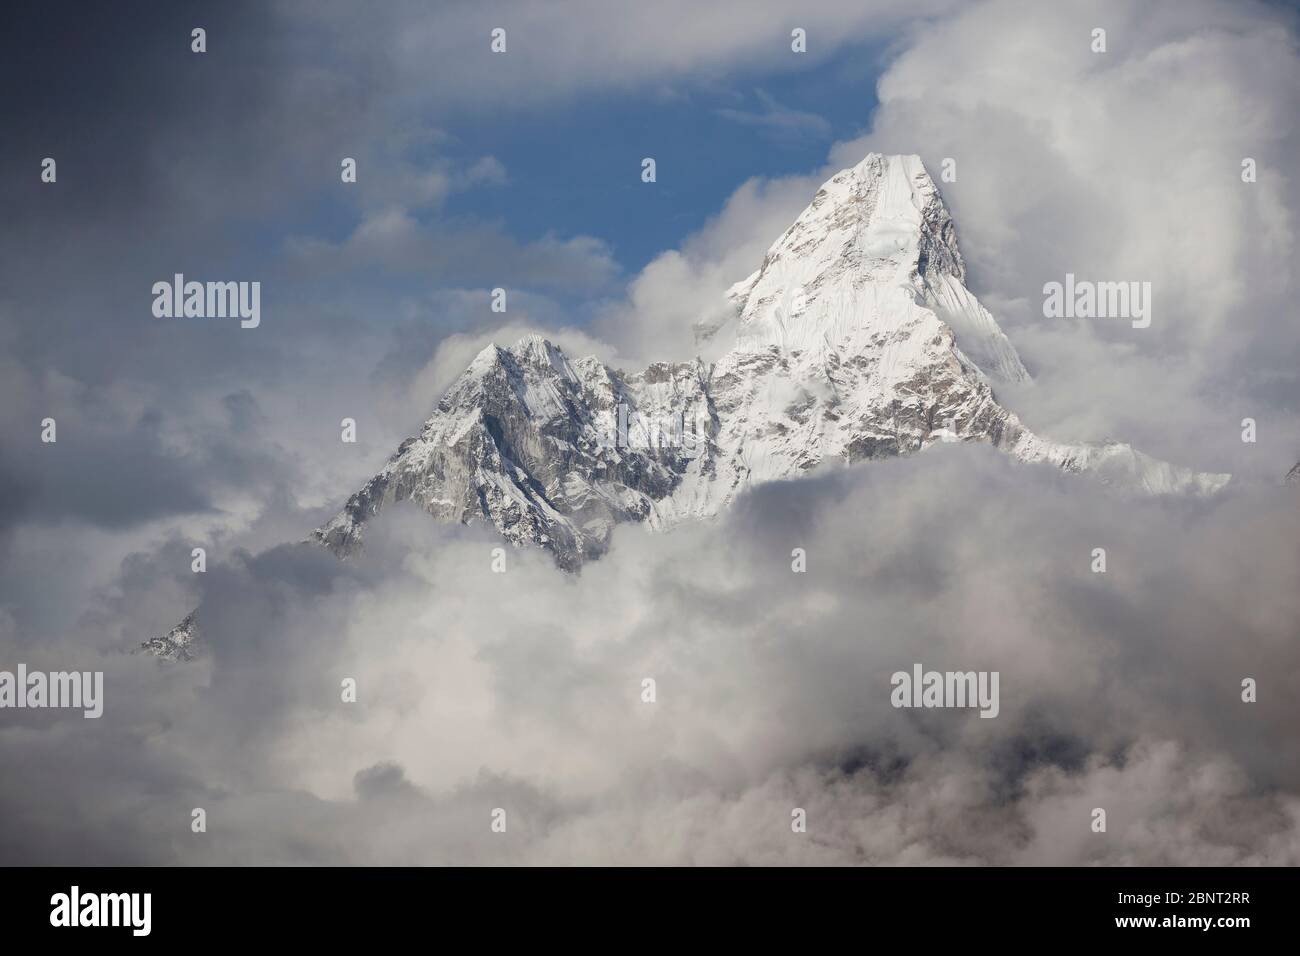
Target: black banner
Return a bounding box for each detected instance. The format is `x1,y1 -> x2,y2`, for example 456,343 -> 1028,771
1,866 -> 1290,942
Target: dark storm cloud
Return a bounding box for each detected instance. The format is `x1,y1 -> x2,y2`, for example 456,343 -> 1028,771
0,1 -> 363,540
2,421 -> 212,529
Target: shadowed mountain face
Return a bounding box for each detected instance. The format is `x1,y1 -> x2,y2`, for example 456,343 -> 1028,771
146,153 -> 1229,658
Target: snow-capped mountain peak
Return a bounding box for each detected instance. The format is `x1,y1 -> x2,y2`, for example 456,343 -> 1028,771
146,153 -> 1231,657
305,153 -> 1224,570
720,153 -> 1026,383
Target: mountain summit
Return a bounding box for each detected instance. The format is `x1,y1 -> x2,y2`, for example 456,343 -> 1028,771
145,154 -> 1228,658
311,153 -> 1228,568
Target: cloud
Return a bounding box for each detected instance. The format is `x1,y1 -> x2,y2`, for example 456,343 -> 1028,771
1,444 -> 1298,863
830,0 -> 1300,476
284,215 -> 620,291
339,148 -> 509,214
716,89 -> 834,140
290,0 -> 963,112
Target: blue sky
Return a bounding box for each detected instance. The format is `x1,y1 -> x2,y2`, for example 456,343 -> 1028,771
437,44 -> 885,273
205,37 -> 895,366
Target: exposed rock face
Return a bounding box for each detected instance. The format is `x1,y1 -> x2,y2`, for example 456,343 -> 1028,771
139,612 -> 200,662
313,337 -> 714,569
145,153 -> 1230,658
